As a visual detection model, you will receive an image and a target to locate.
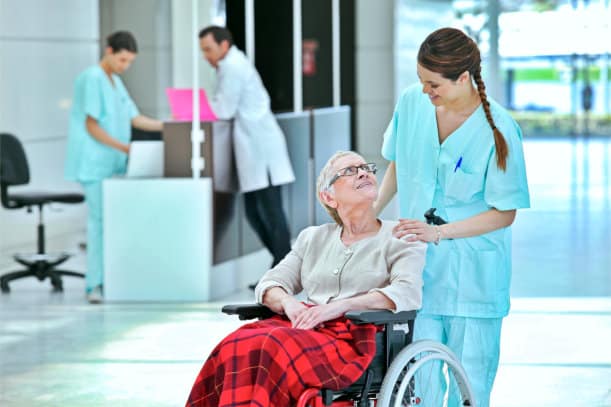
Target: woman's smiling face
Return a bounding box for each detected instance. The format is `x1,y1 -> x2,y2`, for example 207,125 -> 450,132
417,64 -> 459,106
330,154 -> 378,206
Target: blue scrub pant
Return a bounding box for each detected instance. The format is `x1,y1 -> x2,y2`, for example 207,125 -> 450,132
81,181 -> 104,292
413,314 -> 503,407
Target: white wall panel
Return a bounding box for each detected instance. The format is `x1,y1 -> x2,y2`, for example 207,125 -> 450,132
104,0 -> 172,48
122,48 -> 173,119
0,0 -> 98,263
0,41 -> 98,140
19,138 -> 84,192
0,0 -> 98,40
100,0 -> 173,119
356,102 -> 394,151
356,48 -> 393,103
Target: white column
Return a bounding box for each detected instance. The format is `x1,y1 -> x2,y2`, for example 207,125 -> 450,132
191,0 -> 204,178
355,0 -> 394,159
570,56 -> 579,116
332,0 -> 340,107
606,3 -> 610,114
293,0 -> 303,112
245,0 -> 255,63
486,0 -> 502,102
602,53 -> 610,114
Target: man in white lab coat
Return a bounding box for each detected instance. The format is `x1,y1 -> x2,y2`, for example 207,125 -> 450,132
199,26 -> 296,285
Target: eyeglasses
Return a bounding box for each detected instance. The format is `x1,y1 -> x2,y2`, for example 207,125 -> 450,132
328,163 -> 377,187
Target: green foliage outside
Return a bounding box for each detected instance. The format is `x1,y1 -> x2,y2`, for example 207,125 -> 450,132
512,111 -> 611,137
510,67 -> 610,82
507,67 -> 610,136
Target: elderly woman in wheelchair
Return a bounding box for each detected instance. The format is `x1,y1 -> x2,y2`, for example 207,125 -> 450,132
186,151 -> 475,407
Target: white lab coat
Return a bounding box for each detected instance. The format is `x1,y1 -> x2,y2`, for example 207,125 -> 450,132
211,46 -> 296,193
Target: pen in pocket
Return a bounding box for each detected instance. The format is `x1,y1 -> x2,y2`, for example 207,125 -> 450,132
454,156 -> 463,172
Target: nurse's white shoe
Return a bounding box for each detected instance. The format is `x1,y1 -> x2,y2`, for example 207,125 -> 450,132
87,286 -> 103,304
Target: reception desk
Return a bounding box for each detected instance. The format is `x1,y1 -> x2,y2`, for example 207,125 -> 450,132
103,178 -> 212,301
162,121 -> 241,265
104,121 -> 223,302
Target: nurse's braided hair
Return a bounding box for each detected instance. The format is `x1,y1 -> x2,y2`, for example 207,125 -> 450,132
418,27 -> 508,171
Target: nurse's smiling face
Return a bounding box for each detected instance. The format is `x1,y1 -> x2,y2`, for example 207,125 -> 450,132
417,64 -> 460,106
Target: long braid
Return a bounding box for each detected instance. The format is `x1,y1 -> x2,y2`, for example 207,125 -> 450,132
473,67 -> 508,171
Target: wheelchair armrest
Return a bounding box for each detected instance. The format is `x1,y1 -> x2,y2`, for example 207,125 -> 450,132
344,309 -> 417,325
222,304 -> 276,320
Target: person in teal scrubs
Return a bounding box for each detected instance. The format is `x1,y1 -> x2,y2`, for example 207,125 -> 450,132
375,28 -> 530,406
65,31 -> 162,304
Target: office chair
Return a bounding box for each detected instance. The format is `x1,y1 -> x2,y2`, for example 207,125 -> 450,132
0,133 -> 85,293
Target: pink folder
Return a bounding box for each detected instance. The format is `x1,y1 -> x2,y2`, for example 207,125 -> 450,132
166,88 -> 218,121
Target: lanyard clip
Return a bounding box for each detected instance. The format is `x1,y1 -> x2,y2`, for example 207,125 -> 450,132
424,208 -> 447,225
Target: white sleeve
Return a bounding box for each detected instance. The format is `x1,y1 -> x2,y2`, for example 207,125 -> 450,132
210,65 -> 242,119
254,228 -> 312,304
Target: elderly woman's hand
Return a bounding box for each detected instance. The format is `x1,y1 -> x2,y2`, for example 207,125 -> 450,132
293,302 -> 347,330
393,218 -> 438,243
281,296 -> 308,325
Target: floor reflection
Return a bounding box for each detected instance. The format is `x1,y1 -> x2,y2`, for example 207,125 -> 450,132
512,137 -> 611,297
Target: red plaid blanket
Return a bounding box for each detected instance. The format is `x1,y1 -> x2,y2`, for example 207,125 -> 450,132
186,315 -> 377,406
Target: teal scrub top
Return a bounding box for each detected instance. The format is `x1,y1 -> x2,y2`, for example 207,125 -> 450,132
382,84 -> 530,318
65,65 -> 139,182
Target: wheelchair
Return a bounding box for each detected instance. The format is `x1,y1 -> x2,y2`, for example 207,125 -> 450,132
223,304 -> 476,407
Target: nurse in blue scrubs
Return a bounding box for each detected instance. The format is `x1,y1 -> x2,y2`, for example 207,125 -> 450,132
375,28 -> 530,406
65,31 -> 162,304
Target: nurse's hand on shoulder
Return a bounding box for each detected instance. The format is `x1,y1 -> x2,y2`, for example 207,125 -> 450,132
393,219 -> 437,243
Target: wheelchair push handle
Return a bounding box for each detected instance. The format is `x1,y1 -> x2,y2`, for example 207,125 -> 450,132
424,208 -> 447,225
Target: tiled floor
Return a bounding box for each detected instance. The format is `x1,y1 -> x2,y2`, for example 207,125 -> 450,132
1,137 -> 610,406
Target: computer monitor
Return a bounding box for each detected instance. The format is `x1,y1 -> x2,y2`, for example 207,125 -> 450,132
166,88 -> 218,121
126,141 -> 164,178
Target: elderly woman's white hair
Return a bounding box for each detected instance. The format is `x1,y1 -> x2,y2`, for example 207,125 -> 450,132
316,151 -> 366,227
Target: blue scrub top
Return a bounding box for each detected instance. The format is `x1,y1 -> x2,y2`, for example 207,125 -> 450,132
382,84 -> 530,318
65,65 -> 139,182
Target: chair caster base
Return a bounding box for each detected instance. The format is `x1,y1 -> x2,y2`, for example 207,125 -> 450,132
51,277 -> 63,292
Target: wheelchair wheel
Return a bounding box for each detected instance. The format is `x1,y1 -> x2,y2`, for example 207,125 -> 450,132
377,340 -> 476,407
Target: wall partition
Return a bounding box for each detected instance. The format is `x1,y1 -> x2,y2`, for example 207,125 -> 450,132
0,0 -> 96,269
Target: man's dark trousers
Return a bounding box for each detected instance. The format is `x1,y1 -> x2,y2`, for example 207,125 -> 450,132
243,184 -> 291,267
